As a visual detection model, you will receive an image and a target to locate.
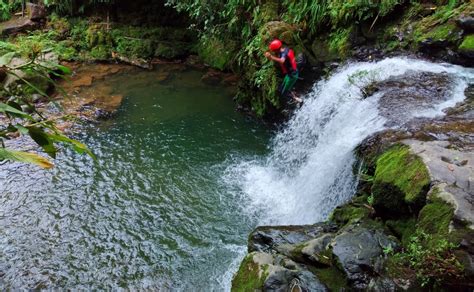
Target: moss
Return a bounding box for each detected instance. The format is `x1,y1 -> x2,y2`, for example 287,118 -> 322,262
329,195 -> 372,227
459,35 -> 474,52
328,27 -> 351,57
197,36 -> 236,70
418,22 -> 459,43
231,253 -> 268,292
311,266 -> 349,291
386,218 -> 417,247
417,196 -> 454,238
371,144 -> 430,216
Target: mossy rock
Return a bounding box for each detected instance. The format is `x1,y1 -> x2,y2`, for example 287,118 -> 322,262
385,218 -> 417,247
417,195 -> 454,238
260,21 -> 297,45
329,194 -> 372,227
154,42 -> 189,59
231,252 -> 268,292
371,145 -> 430,218
197,37 -> 236,70
311,37 -> 339,63
458,34 -> 474,57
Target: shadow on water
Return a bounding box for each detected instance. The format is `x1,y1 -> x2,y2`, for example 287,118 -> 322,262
0,66 -> 271,290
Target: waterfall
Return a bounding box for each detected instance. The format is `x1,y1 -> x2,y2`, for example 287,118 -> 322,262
225,57 -> 474,226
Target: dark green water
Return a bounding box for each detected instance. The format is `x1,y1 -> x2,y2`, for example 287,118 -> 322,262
0,67 -> 270,290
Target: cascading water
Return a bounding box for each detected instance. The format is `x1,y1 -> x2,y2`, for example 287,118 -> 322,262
225,57 -> 474,227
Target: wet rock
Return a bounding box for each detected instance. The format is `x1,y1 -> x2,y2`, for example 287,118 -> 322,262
248,222 -> 338,253
231,252 -> 328,292
367,72 -> 453,126
404,139 -> 474,228
330,224 -> 398,289
458,16 -> 474,33
278,233 -> 335,267
27,3 -> 46,21
1,19 -> 40,36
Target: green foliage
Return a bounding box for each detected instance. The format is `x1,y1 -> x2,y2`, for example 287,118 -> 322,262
328,28 -> 351,56
390,231 -> 463,287
0,50 -> 94,168
197,36 -> 235,70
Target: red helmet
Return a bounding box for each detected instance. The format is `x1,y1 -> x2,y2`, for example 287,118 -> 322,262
269,39 -> 282,51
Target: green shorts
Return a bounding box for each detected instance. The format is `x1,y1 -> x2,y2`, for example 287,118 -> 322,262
280,71 -> 299,98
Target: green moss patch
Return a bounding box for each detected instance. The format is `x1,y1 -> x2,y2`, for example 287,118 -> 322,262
371,145 -> 430,217
459,35 -> 474,52
231,253 -> 268,292
197,36 -> 236,70
330,194 -> 372,227
417,196 -> 454,238
311,266 -> 348,291
385,218 -> 417,247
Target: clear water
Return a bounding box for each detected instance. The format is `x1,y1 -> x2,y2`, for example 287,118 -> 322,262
0,68 -> 271,290
1,58 -> 473,291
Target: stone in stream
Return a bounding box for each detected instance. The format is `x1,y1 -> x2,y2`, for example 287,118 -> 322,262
330,224 -> 399,290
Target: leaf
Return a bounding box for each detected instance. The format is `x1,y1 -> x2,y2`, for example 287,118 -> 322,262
27,126 -> 57,158
0,102 -> 34,120
0,148 -> 54,169
48,133 -> 96,160
14,124 -> 29,135
0,52 -> 15,66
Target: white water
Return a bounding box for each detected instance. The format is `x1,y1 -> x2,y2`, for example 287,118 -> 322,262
225,57 -> 474,228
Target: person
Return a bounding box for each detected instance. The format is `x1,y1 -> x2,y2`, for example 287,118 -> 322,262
264,39 -> 302,103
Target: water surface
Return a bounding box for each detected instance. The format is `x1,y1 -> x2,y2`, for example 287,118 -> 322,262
0,67 -> 271,290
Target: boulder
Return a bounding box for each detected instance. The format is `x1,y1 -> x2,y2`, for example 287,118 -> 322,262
248,222 -> 338,253
404,139 -> 474,229
27,3 -> 46,21
457,16 -> 474,32
330,224 -> 399,289
1,19 -> 39,36
278,233 -> 335,267
231,252 -> 328,292
371,144 -> 430,218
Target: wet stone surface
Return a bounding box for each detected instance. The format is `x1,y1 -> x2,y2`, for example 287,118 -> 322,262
368,72 -> 454,126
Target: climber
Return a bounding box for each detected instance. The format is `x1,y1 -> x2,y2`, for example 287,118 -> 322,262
264,39 -> 302,103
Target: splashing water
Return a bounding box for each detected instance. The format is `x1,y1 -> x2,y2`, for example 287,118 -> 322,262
225,57 -> 474,227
